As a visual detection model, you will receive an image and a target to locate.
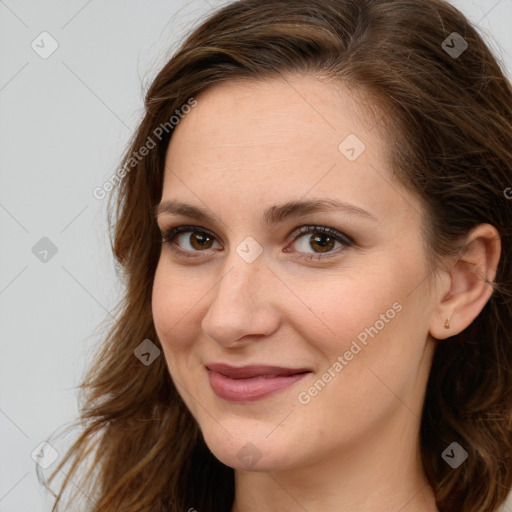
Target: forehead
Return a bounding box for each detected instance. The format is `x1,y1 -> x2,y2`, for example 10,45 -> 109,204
160,75 -> 419,228
166,75 -> 380,166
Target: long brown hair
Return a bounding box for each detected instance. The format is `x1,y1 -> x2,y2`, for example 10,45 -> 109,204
40,0 -> 512,510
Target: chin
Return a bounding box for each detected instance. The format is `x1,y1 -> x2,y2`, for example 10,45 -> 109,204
200,426 -> 300,472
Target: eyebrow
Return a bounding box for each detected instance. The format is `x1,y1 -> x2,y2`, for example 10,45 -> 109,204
154,198 -> 378,226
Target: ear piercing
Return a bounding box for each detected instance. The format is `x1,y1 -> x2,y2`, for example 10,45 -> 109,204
444,315 -> 453,329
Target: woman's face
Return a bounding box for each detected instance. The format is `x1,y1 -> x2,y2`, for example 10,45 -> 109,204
152,75 -> 439,472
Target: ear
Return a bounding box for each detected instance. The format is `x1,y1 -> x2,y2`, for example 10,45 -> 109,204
429,224 -> 501,340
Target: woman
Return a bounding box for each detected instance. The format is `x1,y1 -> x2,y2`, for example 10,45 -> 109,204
41,0 -> 512,510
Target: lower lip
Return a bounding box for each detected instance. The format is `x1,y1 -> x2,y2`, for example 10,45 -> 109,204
207,369 -> 310,403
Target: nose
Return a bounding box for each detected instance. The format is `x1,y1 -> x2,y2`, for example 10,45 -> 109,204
201,253 -> 282,347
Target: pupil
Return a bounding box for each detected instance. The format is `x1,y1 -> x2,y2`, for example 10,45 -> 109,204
312,234 -> 333,252
193,233 -> 211,249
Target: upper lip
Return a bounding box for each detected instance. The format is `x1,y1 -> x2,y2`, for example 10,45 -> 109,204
205,363 -> 311,379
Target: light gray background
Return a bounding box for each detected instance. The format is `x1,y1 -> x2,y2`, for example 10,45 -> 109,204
1,1 -> 511,511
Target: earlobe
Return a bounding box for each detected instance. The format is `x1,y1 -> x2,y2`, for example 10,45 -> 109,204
429,224 -> 501,341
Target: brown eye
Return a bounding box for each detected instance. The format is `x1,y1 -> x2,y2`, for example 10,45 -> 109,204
308,234 -> 336,253
287,226 -> 353,260
161,226 -> 222,257
188,232 -> 214,250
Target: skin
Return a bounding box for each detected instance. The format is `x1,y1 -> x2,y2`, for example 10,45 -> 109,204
151,75 -> 501,512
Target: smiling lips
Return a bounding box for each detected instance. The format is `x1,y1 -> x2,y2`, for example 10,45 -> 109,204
206,363 -> 311,402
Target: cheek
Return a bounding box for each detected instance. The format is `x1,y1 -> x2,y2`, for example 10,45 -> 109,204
151,263 -> 202,353
303,275 -> 430,416
290,263 -> 427,410
290,267 -> 405,357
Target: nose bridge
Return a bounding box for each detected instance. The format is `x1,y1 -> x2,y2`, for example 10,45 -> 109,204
210,247 -> 266,318
201,246 -> 279,345
215,232 -> 269,304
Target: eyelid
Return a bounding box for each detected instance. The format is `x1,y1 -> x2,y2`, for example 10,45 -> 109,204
159,224 -> 354,259
285,224 -> 354,246
160,225 -> 221,257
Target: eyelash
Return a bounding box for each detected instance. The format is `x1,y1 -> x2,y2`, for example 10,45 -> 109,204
159,224 -> 354,261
